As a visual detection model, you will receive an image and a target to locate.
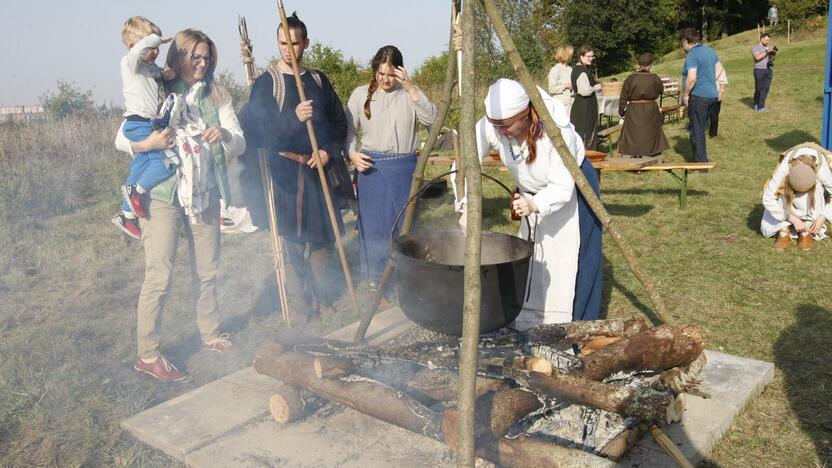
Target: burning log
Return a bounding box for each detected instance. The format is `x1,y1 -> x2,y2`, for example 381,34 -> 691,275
597,423 -> 649,461
526,317 -> 648,345
575,324 -> 704,382
314,356 -> 355,379
406,368 -> 509,402
524,370 -> 674,422
660,352 -> 708,396
442,388 -> 543,449
253,341 -> 444,441
442,416 -> 616,467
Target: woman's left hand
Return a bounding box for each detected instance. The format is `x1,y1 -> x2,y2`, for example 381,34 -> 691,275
202,127 -> 230,144
809,216 -> 827,235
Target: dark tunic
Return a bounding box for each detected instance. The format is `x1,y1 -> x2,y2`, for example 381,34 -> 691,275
570,64 -> 599,150
240,69 -> 347,245
617,71 -> 669,156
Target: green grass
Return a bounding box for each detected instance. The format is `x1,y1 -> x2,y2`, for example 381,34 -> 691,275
1,24 -> 831,467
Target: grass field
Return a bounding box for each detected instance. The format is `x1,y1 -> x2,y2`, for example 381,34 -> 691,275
1,24 -> 831,467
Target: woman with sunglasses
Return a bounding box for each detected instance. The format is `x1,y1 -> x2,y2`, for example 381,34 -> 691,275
345,45 -> 437,288
116,29 -> 246,381
570,46 -> 603,150
455,79 -> 602,330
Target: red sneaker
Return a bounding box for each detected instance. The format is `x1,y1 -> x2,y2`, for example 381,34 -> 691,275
134,356 -> 186,381
122,185 -> 148,218
203,333 -> 236,353
112,214 -> 142,240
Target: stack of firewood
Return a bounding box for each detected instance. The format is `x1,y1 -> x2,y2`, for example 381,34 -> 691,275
253,318 -> 705,466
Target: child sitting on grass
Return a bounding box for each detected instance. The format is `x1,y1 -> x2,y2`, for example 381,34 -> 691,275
761,145 -> 832,251
111,16 -> 177,240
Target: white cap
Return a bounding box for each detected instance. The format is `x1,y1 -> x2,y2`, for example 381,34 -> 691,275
484,78 -> 530,120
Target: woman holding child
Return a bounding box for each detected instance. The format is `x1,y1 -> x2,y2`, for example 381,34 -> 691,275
117,28 -> 245,381
345,45 -> 437,286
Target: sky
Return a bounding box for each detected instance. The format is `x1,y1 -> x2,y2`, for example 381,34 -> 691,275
0,1 -> 452,106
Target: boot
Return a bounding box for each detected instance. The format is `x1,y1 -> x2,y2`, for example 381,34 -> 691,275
797,233 -> 815,251
773,231 -> 791,251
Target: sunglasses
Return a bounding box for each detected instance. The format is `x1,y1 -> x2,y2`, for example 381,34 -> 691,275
190,54 -> 213,65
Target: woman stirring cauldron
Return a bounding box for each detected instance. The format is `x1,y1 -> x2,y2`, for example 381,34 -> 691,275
455,79 -> 602,330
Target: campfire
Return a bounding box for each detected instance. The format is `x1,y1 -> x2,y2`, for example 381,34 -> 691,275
253,318 -> 705,466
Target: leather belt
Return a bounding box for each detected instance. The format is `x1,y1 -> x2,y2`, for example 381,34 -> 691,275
278,151 -> 311,237
628,99 -> 655,104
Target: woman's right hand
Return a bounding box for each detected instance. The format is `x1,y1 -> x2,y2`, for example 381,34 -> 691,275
349,151 -> 374,172
133,128 -> 175,153
788,215 -> 806,233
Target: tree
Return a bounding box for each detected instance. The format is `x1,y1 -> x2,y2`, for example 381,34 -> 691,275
39,80 -> 96,119
773,0 -> 827,20
216,70 -> 249,112
294,43 -> 370,102
560,0 -> 672,76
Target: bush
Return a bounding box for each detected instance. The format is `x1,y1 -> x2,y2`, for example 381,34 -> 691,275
39,80 -> 97,120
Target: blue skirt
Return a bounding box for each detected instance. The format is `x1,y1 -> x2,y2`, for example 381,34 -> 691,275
357,150 -> 417,281
573,158 -> 603,321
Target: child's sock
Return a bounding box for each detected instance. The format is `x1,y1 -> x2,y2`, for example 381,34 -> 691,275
135,185 -> 147,194
123,210 -> 137,219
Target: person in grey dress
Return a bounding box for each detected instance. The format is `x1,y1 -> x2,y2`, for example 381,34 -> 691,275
345,45 -> 437,286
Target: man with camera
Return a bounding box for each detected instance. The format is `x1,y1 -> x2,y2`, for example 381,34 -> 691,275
752,33 -> 776,112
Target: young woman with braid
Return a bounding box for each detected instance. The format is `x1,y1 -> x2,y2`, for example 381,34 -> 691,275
345,45 -> 437,287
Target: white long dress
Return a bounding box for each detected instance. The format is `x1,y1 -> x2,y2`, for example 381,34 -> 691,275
761,146 -> 832,239
455,88 -> 585,330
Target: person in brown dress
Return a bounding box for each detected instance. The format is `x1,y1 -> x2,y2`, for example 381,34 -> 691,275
617,53 -> 669,157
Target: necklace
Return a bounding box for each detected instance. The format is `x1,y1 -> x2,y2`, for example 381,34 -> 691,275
508,140 -> 528,161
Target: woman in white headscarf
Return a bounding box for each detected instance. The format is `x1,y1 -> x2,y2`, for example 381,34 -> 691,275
455,79 -> 603,330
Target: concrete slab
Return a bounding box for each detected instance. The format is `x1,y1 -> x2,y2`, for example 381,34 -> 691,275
619,350 -> 775,467
123,314 -> 775,467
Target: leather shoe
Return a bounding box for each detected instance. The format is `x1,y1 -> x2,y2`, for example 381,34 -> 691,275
134,356 -> 186,381
203,333 -> 236,353
797,233 -> 815,251
773,233 -> 791,251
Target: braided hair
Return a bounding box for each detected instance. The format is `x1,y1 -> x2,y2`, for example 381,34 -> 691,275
525,106 -> 544,165
364,45 -> 404,120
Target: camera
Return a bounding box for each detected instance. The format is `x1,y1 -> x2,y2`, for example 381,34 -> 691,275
767,46 -> 778,67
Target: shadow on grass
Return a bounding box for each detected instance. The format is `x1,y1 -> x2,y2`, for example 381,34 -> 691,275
603,261 -> 664,326
764,130 -> 819,154
746,203 -> 764,233
603,204 -> 654,217
739,97 -> 756,109
774,304 -> 832,465
672,135 -> 694,162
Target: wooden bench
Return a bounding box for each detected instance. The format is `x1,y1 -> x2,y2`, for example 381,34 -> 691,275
598,161 -> 716,208
597,124 -> 623,157
660,104 -> 685,124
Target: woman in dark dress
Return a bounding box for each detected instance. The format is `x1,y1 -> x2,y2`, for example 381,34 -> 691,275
617,53 -> 669,157
570,46 -> 602,150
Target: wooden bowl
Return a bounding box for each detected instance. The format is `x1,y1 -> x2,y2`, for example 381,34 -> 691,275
585,150 -> 607,162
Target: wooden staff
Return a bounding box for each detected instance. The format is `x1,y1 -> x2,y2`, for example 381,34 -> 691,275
479,0 -> 673,325
274,0 -> 360,317
238,16 -> 291,327
353,0 -> 462,343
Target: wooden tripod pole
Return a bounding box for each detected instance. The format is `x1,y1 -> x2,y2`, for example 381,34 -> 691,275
274,0 -> 360,317
238,16 -> 291,327
479,0 -> 673,325
353,0 -> 461,342
456,0 -> 482,463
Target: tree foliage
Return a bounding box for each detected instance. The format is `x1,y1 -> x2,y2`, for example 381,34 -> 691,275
773,0 -> 828,20
39,80 -> 97,119
297,43 -> 371,102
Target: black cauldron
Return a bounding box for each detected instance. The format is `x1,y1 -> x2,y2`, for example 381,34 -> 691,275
391,229 -> 532,336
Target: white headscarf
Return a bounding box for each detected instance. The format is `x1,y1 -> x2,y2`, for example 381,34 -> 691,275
484,78 -> 570,127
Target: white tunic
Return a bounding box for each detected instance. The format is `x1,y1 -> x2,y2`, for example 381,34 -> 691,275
547,63 -> 574,116
455,88 -> 585,330
761,146 -> 832,239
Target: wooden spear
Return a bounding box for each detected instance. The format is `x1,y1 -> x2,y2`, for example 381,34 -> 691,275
238,16 -> 291,327
273,0 -> 360,317
479,0 -> 673,325
353,0 -> 462,342
457,0 -> 482,464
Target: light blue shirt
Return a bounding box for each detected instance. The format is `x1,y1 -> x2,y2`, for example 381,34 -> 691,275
682,43 -> 720,99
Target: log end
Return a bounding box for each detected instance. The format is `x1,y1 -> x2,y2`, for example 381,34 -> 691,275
269,387 -> 303,424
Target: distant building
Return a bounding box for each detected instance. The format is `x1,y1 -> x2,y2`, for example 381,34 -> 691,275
0,105 -> 45,124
